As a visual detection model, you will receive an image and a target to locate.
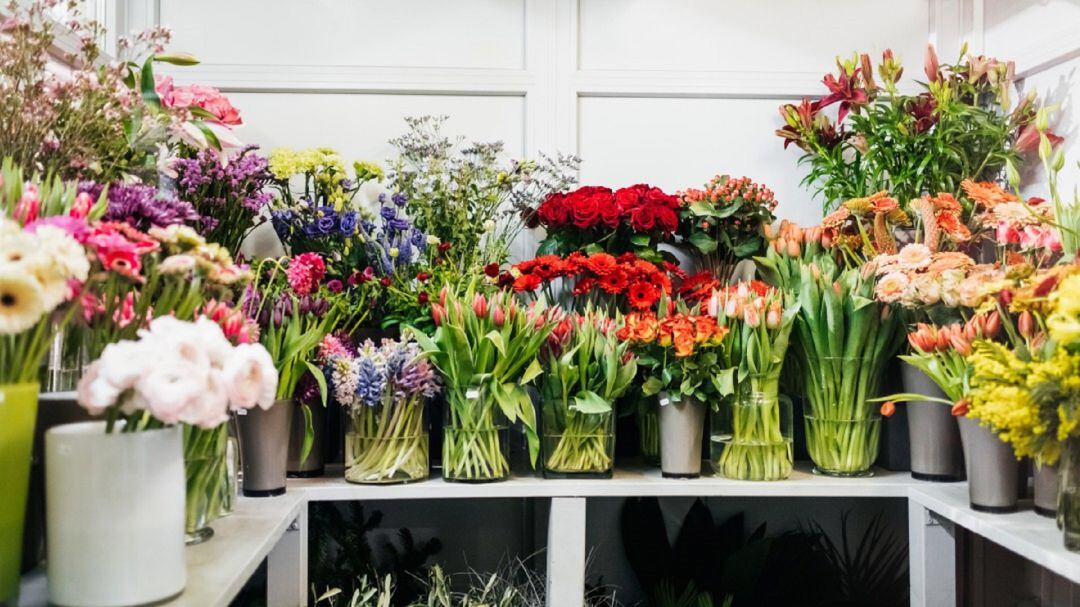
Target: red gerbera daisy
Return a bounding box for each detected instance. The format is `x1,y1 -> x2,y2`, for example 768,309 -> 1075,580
584,252 -> 618,276
627,281 -> 660,310
597,269 -> 629,294
573,275 -> 597,296
531,255 -> 566,279
513,274 -> 543,293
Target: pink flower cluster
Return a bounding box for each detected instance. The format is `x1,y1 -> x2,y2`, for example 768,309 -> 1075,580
154,76 -> 242,126
85,221 -> 160,279
285,252 -> 327,296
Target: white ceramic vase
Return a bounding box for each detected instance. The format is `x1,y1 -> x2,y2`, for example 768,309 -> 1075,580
46,422 -> 186,606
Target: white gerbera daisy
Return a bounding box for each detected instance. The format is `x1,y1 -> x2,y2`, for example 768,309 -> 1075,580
0,270 -> 45,334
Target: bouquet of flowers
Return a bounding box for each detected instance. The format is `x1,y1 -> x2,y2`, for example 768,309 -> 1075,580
325,336 -> 440,484
708,281 -> 799,480
412,286 -> 557,482
76,316 -> 276,430
240,253 -> 342,464
79,223 -> 251,360
777,44 -> 1057,212
388,115 -> 579,271
618,309 -> 730,403
757,222 -> 905,476
679,175 -> 777,283
538,310 -> 637,477
511,252 -> 677,313
172,146 -> 274,255
268,147 -> 384,275
533,184 -> 682,262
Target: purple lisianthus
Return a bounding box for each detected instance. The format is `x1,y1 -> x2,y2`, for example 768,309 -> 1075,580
340,211 -> 358,235
379,206 -> 397,222
391,192 -> 407,207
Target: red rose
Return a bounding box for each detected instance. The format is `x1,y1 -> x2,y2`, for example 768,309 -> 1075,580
569,187 -> 613,230
417,291 -> 430,304
629,205 -> 656,232
653,205 -> 679,234
484,263 -> 501,278
599,195 -> 621,228
643,187 -> 680,210
537,193 -> 570,227
614,184 -> 649,212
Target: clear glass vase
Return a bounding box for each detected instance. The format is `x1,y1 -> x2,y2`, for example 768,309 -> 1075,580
183,423 -> 234,545
344,396 -> 429,484
1060,439 -> 1080,551
542,404 -> 615,479
804,416 -> 881,477
637,398 -> 661,466
712,387 -> 793,481
442,389 -> 510,483
44,326 -> 85,393
802,356 -> 884,477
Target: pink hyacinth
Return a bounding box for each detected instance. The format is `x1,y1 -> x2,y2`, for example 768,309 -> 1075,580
285,252 -> 326,296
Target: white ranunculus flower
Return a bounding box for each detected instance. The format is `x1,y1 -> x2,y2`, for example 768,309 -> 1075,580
0,268 -> 45,334
143,316 -> 214,375
97,340 -> 154,392
134,359 -> 208,425
192,316 -> 234,367
178,369 -> 231,429
76,361 -> 122,415
223,343 -> 278,411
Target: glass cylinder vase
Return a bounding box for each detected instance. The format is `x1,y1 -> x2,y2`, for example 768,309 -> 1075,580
802,356 -> 884,477
542,402 -> 615,479
637,398 -> 661,466
442,389 -> 510,483
344,395 -> 429,484
712,385 -> 792,481
183,423 -> 234,545
1060,439 -> 1080,551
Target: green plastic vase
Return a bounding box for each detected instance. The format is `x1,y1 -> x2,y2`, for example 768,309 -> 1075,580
0,383 -> 38,605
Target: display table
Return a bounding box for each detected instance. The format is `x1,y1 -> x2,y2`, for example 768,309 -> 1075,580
22,465 -> 1079,607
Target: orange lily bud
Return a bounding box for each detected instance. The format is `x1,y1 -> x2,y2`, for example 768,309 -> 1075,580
880,401 -> 896,417
951,399 -> 970,417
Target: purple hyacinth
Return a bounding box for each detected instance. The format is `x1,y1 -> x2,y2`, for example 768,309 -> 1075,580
355,358 -> 386,407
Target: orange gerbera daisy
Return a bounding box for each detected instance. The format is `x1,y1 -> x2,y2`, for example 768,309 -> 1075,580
584,252 -> 618,276
961,179 -> 1017,208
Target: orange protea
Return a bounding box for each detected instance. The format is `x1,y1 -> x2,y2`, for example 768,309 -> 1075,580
961,179 -> 1017,209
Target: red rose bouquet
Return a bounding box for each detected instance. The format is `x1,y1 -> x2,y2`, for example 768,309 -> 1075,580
534,184 -> 682,263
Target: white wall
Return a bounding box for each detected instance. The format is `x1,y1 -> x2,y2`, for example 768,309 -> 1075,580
119,0 -> 931,248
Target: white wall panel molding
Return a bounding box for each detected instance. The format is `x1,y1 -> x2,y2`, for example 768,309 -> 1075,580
573,69 -> 828,100
982,0 -> 1080,78
164,64 -> 534,96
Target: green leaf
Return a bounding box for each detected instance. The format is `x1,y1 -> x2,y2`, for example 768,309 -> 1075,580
520,358 -> 543,384
192,121 -> 223,151
572,390 -> 612,414
713,367 -> 736,396
303,360 -> 329,407
139,57 -> 162,110
484,330 -> 506,355
689,201 -> 720,217
688,232 -> 718,254
642,376 -> 663,396
298,402 -> 314,465
584,243 -> 604,255
535,236 -> 562,257
630,234 -> 651,247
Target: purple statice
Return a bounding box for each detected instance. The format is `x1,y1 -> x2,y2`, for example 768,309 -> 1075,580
85,182 -> 202,231
172,146 -> 273,252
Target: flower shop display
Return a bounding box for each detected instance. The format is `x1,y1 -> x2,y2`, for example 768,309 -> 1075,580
325,336 -> 440,484
777,44 -> 1056,211
172,145 -> 274,255
757,218 -> 905,477
619,308 -> 730,478
538,311 -> 637,478
55,316 -> 275,606
679,175 -> 778,283
0,213 -> 89,604
412,287 -> 556,482
532,183 -> 682,262
237,254 -> 340,494
708,281 -> 799,481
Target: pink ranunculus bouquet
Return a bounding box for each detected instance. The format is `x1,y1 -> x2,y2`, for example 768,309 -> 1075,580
77,316 -> 278,432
